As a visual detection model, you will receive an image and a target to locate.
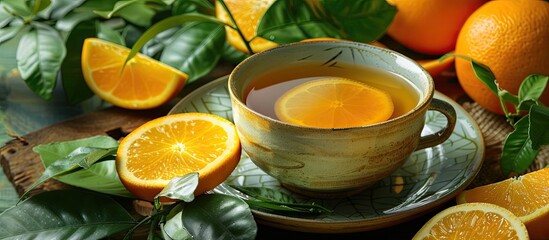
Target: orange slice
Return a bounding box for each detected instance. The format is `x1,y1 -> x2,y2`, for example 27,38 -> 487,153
215,0 -> 278,54
81,38 -> 188,109
456,168 -> 549,239
413,203 -> 529,240
274,77 -> 394,128
116,113 -> 241,201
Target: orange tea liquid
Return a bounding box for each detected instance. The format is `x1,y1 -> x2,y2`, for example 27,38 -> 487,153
244,63 -> 420,126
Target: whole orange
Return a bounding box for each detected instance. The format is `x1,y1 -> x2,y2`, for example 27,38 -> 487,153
387,0 -> 486,55
455,0 -> 549,114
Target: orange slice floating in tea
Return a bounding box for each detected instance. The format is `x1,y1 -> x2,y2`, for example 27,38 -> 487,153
274,77 -> 394,128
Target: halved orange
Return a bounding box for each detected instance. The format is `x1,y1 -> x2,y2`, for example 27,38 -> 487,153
81,38 -> 188,109
413,203 -> 529,240
274,77 -> 394,128
215,0 -> 278,54
116,113 -> 241,201
456,168 -> 549,239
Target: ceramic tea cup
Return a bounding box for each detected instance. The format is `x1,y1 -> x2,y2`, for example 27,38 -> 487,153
228,41 -> 456,198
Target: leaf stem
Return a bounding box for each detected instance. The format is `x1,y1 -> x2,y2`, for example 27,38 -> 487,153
216,0 -> 255,54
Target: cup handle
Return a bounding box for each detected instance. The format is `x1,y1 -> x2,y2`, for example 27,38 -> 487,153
416,98 -> 457,150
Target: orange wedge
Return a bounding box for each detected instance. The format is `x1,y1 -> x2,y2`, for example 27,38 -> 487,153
116,113 -> 241,201
274,77 -> 394,128
81,38 -> 188,109
456,168 -> 549,239
215,0 -> 278,54
413,203 -> 529,240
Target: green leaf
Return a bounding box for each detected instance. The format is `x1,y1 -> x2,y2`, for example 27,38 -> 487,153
181,194 -> 257,240
160,21 -> 225,82
518,74 -> 549,110
318,0 -> 397,42
1,0 -> 32,17
172,0 -> 214,15
39,0 -> 86,20
230,185 -> 331,213
155,173 -> 199,208
61,20 -> 96,104
33,136 -> 134,198
125,13 -> 226,67
231,185 -> 296,204
55,11 -> 97,32
0,3 -> 15,28
75,0 -> 117,12
16,22 -> 66,100
500,115 -> 539,175
97,21 -> 126,45
31,0 -> 51,17
162,204 -> 192,240
142,27 -> 180,57
0,189 -> 136,239
0,25 -> 23,44
94,0 -> 155,27
529,105 -> 549,149
23,146 -> 118,198
221,41 -> 249,64
93,0 -> 141,19
450,54 -> 498,95
256,0 -> 342,43
471,60 -> 498,94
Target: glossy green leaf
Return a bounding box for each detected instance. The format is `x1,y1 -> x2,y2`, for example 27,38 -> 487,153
221,41 -> 249,64
0,189 -> 136,239
471,61 -> 498,94
142,27 -> 180,57
518,74 -> 549,109
24,146 -> 117,198
32,136 -> 134,198
16,22 -> 66,100
125,13 -> 226,67
155,173 -> 199,208
257,0 -> 342,43
172,0 -> 214,15
181,194 -> 257,240
61,20 -> 96,104
97,21 -> 126,45
55,11 -> 97,31
75,0 -> 117,12
230,185 -> 330,213
160,21 -> 225,82
500,116 -> 539,175
319,0 -> 396,42
39,0 -> 86,20
0,3 -> 15,28
93,0 -> 141,18
231,185 -> 296,204
1,0 -> 32,17
162,203 -> 192,240
529,105 -> 549,149
94,0 -> 155,27
31,0 -> 51,17
0,25 -> 23,44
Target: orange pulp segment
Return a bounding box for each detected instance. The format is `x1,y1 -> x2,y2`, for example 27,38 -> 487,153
274,77 -> 394,128
116,113 -> 241,201
456,168 -> 549,239
81,38 -> 188,109
413,203 -> 529,240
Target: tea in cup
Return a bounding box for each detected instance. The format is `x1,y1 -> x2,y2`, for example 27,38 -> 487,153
228,41 -> 456,198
